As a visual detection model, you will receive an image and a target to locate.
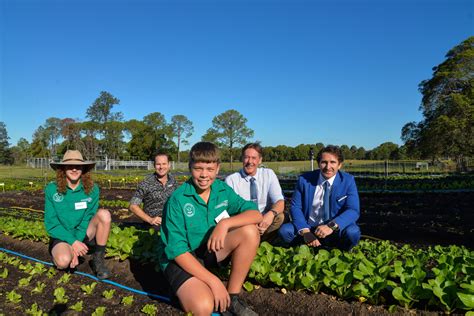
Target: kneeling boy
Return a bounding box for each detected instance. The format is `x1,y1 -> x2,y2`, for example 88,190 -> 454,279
159,142 -> 262,316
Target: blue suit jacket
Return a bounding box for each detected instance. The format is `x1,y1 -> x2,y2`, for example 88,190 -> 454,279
290,170 -> 360,232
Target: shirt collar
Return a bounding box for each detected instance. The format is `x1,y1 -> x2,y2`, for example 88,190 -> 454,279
67,181 -> 84,192
240,168 -> 259,182
318,172 -> 336,187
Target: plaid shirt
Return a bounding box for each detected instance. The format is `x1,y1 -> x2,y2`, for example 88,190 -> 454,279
130,174 -> 179,217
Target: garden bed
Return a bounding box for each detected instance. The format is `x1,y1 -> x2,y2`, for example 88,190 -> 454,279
1,187 -> 473,315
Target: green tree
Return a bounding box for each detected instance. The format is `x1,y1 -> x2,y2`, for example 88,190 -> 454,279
340,145 -> 353,160
78,121 -> 101,159
86,91 -> 123,158
202,109 -> 254,166
59,118 -> 83,152
401,36 -> 474,170
0,122 -> 13,164
44,117 -> 62,158
10,138 -> 31,165
126,114 -> 175,160
171,115 -> 194,162
30,126 -> 50,157
369,142 -> 400,160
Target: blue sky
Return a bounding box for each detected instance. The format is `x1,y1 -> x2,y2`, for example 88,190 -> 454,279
1,0 -> 472,150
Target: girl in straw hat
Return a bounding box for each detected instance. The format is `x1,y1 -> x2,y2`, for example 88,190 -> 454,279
44,150 -> 111,279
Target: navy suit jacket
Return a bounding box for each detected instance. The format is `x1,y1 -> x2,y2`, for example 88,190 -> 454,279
290,170 -> 360,232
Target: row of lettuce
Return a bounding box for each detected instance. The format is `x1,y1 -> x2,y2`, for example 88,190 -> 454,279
0,251 -> 164,315
0,215 -> 473,313
1,174 -> 474,192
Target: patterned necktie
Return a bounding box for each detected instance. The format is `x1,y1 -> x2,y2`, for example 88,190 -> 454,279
250,177 -> 258,204
323,181 -> 330,221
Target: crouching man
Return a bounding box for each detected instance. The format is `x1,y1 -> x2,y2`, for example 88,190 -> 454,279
158,142 -> 262,316
279,145 -> 360,251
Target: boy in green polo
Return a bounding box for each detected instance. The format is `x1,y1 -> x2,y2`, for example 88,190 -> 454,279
159,142 -> 262,316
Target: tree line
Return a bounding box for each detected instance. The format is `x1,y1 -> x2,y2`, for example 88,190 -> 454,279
0,37 -> 472,168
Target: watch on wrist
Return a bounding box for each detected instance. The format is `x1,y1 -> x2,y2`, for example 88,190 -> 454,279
328,221 -> 339,231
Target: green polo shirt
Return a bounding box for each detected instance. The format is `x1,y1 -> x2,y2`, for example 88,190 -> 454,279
44,181 -> 99,245
158,179 -> 257,271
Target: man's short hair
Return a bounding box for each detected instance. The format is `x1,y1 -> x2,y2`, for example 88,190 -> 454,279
153,151 -> 171,162
316,145 -> 344,163
241,142 -> 263,160
189,142 -> 220,168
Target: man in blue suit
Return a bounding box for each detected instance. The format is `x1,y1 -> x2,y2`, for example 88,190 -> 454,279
278,145 -> 360,250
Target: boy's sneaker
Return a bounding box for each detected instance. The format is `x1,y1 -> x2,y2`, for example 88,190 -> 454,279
91,255 -> 111,279
222,295 -> 258,316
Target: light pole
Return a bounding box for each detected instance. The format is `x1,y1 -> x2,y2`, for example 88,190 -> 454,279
309,147 -> 314,171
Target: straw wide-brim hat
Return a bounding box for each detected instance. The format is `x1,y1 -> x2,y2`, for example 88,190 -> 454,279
50,150 -> 96,170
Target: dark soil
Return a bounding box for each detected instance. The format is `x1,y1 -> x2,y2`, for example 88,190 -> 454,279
1,188 -> 473,315
1,189 -> 473,248
1,235 -> 440,316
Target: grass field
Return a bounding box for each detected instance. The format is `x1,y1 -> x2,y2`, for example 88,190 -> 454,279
0,159 -> 456,181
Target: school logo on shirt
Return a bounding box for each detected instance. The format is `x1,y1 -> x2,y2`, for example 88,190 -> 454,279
81,197 -> 92,203
183,203 -> 195,217
215,200 -> 228,209
53,193 -> 64,202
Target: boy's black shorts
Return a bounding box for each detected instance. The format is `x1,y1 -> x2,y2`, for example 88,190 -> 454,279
48,236 -> 95,255
164,243 -> 230,295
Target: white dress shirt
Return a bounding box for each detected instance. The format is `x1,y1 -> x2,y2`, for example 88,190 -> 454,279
307,173 -> 336,226
225,168 -> 284,213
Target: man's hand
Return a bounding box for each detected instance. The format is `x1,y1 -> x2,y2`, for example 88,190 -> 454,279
208,276 -> 230,313
207,220 -> 230,253
71,240 -> 88,257
69,254 -> 79,268
303,231 -> 321,247
148,216 -> 162,226
257,211 -> 274,235
314,225 -> 333,239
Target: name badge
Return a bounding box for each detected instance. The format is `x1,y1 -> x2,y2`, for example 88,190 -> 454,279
215,210 -> 230,223
75,201 -> 87,210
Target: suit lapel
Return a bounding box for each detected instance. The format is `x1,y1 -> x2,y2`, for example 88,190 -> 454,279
306,171 -> 319,219
330,172 -> 343,217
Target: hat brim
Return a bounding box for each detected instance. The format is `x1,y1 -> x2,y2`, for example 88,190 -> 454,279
50,161 -> 96,170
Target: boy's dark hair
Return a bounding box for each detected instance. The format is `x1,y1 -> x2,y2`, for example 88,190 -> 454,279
241,142 -> 263,160
189,142 -> 220,168
153,151 -> 171,162
316,145 -> 344,163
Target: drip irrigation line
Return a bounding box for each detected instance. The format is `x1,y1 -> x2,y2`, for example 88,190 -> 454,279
0,246 -> 221,315
0,246 -> 171,303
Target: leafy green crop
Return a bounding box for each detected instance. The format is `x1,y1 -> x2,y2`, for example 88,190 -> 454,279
80,282 -> 97,295
57,273 -> 71,284
18,276 -> 33,287
121,295 -> 134,306
31,281 -> 46,294
1,215 -> 473,313
102,289 -> 115,300
25,303 -> 46,316
0,267 -> 8,278
69,301 -> 84,312
6,290 -> 22,304
46,267 -> 57,278
141,304 -> 158,315
53,287 -> 68,304
92,306 -> 106,316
